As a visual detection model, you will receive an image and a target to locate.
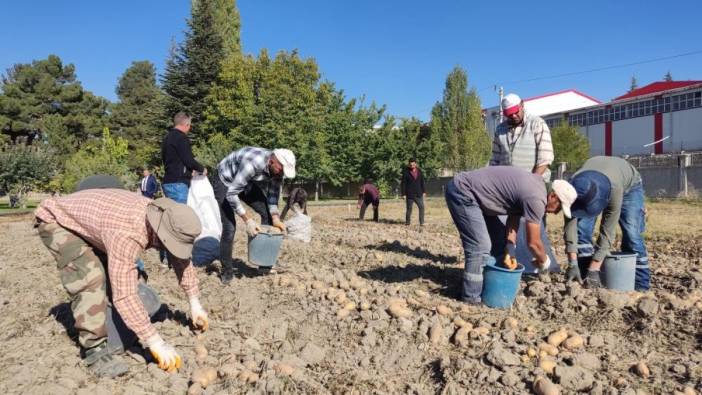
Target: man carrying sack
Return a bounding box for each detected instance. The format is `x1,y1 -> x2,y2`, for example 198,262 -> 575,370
35,189 -> 209,377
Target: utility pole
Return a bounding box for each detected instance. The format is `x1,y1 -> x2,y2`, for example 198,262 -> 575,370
498,86 -> 504,124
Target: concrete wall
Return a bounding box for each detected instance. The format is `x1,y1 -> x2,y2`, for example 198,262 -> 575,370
669,107 -> 702,151
585,124 -> 606,156
612,116 -> 654,155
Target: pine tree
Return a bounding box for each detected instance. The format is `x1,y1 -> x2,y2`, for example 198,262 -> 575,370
664,71 -> 673,82
111,61 -> 167,167
162,0 -> 241,143
630,75 -> 639,92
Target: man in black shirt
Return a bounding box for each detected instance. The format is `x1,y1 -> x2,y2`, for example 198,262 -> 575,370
160,112 -> 206,204
401,158 -> 426,226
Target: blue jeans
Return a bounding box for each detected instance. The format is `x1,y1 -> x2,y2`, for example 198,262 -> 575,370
162,183 -> 189,204
160,183 -> 189,263
445,180 -> 493,304
576,182 -> 649,291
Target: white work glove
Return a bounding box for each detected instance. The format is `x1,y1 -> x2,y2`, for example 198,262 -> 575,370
145,334 -> 181,372
245,218 -> 261,237
533,255 -> 551,272
189,296 -> 209,332
271,216 -> 287,234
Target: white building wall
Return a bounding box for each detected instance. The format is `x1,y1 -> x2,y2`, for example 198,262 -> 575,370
669,107 -> 702,151
612,116 -> 654,155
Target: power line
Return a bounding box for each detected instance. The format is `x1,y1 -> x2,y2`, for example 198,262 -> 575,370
485,49 -> 702,89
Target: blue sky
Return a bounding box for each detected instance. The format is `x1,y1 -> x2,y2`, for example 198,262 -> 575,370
1,1 -> 701,120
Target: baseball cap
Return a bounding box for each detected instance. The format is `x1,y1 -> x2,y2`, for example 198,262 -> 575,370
502,93 -> 522,116
551,179 -> 577,219
146,198 -> 201,259
273,148 -> 296,179
569,171 -> 612,218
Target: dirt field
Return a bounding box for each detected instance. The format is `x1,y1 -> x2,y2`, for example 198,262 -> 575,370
0,199 -> 701,394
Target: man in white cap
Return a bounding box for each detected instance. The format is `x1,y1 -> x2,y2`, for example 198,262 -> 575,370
490,93 -> 554,181
213,147 -> 296,284
35,190 -> 208,377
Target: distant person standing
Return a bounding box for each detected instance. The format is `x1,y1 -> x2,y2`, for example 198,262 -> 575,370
161,112 -> 206,204
139,168 -> 158,199
490,93 -> 554,182
401,158 -> 426,226
357,179 -> 380,222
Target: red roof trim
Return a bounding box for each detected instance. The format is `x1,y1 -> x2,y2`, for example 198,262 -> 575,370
523,89 -> 603,104
614,81 -> 702,101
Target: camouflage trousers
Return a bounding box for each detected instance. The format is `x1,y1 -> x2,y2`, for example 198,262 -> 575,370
38,222 -> 108,349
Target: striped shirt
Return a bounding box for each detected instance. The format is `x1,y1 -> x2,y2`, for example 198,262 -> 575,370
490,112 -> 554,182
217,147 -> 282,216
35,189 -> 199,341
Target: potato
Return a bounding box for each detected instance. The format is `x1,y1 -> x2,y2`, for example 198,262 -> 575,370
563,335 -> 584,350
187,383 -> 203,395
635,361 -> 650,378
436,305 -> 453,316
683,387 -> 697,395
414,289 -> 429,298
452,317 -> 468,328
533,376 -> 560,395
539,358 -> 556,374
387,304 -> 412,318
338,280 -> 350,290
349,278 -> 363,290
343,301 -> 357,311
453,326 -> 471,346
521,354 -> 530,363
538,343 -> 559,356
429,322 -> 443,344
360,301 -> 371,311
191,367 -> 217,388
547,328 -> 568,347
503,317 -> 518,330
336,308 -> 350,319
311,281 -> 325,290
388,297 -> 407,307
527,348 -> 537,358
469,326 -> 489,338
238,370 -> 259,384
326,288 -> 338,300
274,363 -> 295,376
359,288 -> 369,296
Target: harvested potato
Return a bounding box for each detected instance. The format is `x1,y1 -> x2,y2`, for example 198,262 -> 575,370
429,322 -> 443,344
527,348 -> 537,358
338,280 -> 350,290
521,354 -> 530,363
388,297 -> 407,307
539,358 -> 556,374
452,317 -> 468,328
274,363 -> 295,376
359,288 -> 369,296
192,367 -> 217,388
349,278 -> 363,290
436,305 -> 453,316
503,317 -> 518,330
334,291 -> 347,304
238,370 -> 259,384
547,328 -> 568,347
635,361 -> 650,378
360,301 -> 371,311
343,301 -> 357,311
533,376 -> 560,395
414,289 -> 429,298
453,326 -> 471,346
469,326 -> 489,338
336,308 -> 350,319
563,335 -> 584,350
311,281 -> 325,290
187,383 -> 203,395
387,303 -> 412,318
538,343 -> 559,356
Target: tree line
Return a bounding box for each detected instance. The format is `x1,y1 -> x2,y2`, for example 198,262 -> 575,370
0,0 -> 586,205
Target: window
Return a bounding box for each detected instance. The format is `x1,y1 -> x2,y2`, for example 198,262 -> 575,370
694,91 -> 701,107
614,106 -> 620,121
644,100 -> 652,116
664,97 -> 671,112
672,95 -> 679,111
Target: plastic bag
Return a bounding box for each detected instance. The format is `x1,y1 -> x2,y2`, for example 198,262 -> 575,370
284,205 -> 312,243
187,175 -> 222,266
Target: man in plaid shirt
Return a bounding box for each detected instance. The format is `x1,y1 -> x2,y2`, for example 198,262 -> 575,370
35,189 -> 209,377
214,147 -> 296,284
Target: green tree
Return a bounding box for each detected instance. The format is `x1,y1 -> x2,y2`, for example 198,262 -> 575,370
629,75 -> 638,92
0,144 -> 54,206
162,0 -> 241,143
664,71 -> 673,82
56,128 -> 135,192
0,55 -> 109,158
550,121 -> 591,172
430,66 -> 490,170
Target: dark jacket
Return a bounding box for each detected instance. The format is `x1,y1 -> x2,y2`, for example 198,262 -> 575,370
140,174 -> 159,199
161,128 -> 204,185
400,167 -> 425,198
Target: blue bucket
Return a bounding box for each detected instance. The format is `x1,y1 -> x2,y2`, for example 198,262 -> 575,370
602,252 -> 636,291
481,262 -> 525,309
247,227 -> 284,267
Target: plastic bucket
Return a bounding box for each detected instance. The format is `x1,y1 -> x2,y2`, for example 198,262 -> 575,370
247,227 -> 284,267
481,262 -> 525,309
602,252 -> 636,291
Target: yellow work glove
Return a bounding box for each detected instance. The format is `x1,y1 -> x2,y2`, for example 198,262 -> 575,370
189,296 -> 209,332
145,334 -> 182,372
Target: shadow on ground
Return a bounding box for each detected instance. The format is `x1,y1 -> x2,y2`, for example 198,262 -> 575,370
358,262 -> 462,299
364,240 -> 458,265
